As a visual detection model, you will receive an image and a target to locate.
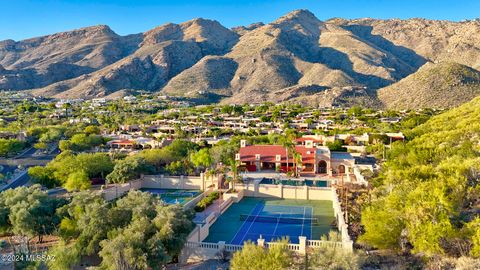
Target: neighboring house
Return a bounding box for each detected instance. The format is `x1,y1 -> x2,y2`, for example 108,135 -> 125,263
385,132 -> 405,143
120,125 -> 141,132
237,140 -> 355,176
0,131 -> 27,141
107,139 -> 137,150
295,135 -> 324,147
134,137 -> 161,149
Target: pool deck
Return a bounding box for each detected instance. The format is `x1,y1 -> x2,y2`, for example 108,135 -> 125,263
241,171 -> 339,181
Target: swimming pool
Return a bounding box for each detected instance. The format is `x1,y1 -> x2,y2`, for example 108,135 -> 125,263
140,188 -> 201,205
260,178 -> 329,187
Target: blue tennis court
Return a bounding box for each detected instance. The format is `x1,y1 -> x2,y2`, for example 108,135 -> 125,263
140,188 -> 200,204
230,202 -> 313,245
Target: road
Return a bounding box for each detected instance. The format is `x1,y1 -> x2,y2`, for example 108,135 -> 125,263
0,171 -> 29,191
0,146 -> 59,191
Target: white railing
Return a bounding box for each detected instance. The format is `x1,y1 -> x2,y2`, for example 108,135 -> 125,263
184,238 -> 350,255
353,166 -> 369,186
185,241 -> 220,249
306,240 -> 343,248
224,244 -> 243,252
331,187 -> 354,252
266,242 -> 300,251
308,186 -> 331,190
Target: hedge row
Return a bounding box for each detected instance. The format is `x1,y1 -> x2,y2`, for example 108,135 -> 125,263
194,191 -> 220,212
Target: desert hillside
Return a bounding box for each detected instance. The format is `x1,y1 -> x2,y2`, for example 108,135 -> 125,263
1,10 -> 480,108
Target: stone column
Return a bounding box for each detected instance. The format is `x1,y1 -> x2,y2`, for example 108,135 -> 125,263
218,241 -> 226,251
200,172 -> 205,190
327,161 -> 332,176
257,237 -> 265,248
299,236 -> 307,255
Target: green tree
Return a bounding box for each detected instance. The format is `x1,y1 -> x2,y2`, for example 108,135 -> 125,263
190,148 -> 213,171
84,125 -> 100,135
309,245 -> 362,270
360,96 -> 480,257
59,133 -> 103,152
326,140 -> 345,152
33,142 -> 48,150
28,166 -> 59,188
106,156 -> 153,184
99,218 -> 162,270
64,170 -> 91,191
0,185 -> 65,245
0,138 -> 25,157
230,239 -> 293,270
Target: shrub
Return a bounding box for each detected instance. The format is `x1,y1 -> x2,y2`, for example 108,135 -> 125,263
194,191 -> 220,212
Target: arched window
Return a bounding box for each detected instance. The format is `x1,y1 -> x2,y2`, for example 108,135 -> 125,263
318,160 -> 327,174
338,165 -> 346,174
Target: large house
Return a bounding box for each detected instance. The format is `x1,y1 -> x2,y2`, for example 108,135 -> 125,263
236,140 -> 355,176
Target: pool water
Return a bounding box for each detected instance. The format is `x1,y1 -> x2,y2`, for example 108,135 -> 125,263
140,188 -> 200,205
260,178 -> 329,187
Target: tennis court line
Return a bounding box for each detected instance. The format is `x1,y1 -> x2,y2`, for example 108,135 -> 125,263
238,203 -> 265,245
272,213 -> 282,237
307,206 -> 313,239
230,202 -> 264,245
301,207 -> 306,236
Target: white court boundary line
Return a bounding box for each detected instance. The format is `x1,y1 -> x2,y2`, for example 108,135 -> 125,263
272,213 -> 282,237
230,202 -> 263,244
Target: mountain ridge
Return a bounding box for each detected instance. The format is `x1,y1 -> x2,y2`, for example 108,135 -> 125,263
2,10 -> 480,108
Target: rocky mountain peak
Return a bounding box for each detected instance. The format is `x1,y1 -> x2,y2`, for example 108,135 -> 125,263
141,23 -> 183,46
2,9 -> 480,108
270,9 -> 324,37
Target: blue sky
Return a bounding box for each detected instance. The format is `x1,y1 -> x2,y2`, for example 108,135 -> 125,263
2,0 -> 479,41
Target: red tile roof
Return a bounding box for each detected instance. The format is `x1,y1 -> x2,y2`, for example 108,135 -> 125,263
239,145 -> 316,164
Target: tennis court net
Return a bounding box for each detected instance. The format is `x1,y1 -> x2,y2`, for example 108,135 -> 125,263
239,214 -> 318,224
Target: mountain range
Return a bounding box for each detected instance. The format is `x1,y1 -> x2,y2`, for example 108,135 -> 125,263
1,10 -> 480,109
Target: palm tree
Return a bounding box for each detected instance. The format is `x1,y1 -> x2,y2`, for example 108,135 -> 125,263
228,159 -> 241,190
292,151 -> 302,178
280,131 -> 297,174
280,137 -> 294,173
205,168 -> 218,189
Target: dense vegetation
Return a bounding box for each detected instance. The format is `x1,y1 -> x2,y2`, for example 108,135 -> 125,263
194,191 -> 220,212
230,233 -> 362,270
361,96 -> 480,257
0,186 -> 194,269
0,138 -> 25,157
